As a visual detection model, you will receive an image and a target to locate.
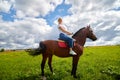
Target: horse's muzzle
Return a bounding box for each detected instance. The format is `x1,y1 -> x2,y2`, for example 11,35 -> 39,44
93,37 -> 97,41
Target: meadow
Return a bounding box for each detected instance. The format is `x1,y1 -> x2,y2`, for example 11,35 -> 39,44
0,45 -> 120,80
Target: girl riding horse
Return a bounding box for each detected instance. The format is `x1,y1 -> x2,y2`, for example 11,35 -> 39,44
57,18 -> 76,55
26,25 -> 97,79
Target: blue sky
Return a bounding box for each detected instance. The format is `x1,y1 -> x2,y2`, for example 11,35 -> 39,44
44,1 -> 72,26
0,0 -> 72,26
0,0 -> 120,49
0,6 -> 16,21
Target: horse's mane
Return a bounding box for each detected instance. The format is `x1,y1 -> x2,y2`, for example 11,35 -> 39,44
72,27 -> 85,37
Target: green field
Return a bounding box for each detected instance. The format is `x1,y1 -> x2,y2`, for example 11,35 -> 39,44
0,45 -> 120,80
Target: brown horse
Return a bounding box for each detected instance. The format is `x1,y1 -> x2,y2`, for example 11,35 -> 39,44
27,25 -> 97,78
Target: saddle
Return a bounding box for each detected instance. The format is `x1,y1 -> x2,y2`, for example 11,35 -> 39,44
58,40 -> 68,48
58,39 -> 76,48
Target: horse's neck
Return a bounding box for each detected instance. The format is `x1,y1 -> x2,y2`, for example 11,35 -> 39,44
73,30 -> 87,46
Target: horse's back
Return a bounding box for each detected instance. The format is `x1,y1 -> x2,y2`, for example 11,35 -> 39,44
42,40 -> 70,57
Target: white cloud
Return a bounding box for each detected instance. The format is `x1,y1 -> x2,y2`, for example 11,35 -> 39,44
0,0 -> 12,12
63,0 -> 120,46
1,0 -> 81,49
0,17 -> 53,49
15,10 -> 25,18
0,0 -> 120,49
14,0 -> 63,17
114,25 -> 120,31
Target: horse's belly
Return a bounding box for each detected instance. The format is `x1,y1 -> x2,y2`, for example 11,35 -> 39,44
52,48 -> 71,57
54,53 -> 71,57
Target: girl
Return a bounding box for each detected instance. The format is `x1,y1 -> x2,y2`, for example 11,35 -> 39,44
58,18 -> 76,55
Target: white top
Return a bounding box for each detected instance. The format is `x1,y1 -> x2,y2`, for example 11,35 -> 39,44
58,24 -> 68,34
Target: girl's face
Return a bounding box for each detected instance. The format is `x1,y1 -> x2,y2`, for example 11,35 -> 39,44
58,18 -> 62,24
59,20 -> 62,24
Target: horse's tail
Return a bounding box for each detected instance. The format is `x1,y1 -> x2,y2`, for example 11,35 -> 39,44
26,41 -> 46,56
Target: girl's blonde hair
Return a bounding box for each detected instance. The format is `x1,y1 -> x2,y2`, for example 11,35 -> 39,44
58,18 -> 62,22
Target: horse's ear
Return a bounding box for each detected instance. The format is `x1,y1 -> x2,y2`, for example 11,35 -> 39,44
87,24 -> 90,29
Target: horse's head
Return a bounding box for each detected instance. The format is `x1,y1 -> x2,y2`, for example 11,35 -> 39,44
86,25 -> 97,41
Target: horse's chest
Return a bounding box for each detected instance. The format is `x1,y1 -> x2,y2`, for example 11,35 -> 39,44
74,45 -> 83,55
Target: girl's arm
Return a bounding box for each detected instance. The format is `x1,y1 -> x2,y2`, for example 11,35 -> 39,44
58,26 -> 72,35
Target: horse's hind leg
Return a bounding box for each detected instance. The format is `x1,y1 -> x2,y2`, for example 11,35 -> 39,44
41,54 -> 47,76
48,55 -> 54,74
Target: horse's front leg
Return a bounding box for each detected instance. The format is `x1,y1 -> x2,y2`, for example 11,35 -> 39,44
71,56 -> 80,78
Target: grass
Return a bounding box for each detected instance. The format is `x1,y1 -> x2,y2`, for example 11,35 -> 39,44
0,45 -> 120,80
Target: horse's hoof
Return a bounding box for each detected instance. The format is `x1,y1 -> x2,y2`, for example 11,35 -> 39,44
73,75 -> 77,78
41,76 -> 46,80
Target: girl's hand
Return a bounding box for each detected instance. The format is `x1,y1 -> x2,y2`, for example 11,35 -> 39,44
67,32 -> 73,35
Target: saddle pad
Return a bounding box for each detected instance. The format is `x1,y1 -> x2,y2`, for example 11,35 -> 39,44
58,40 -> 68,48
